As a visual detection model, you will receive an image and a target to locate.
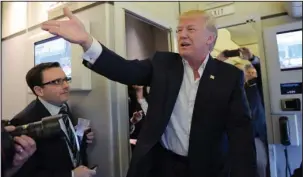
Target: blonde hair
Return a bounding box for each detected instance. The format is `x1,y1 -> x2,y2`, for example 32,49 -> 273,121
179,10 -> 218,51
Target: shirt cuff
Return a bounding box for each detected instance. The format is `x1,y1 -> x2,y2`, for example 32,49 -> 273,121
71,170 -> 74,177
249,55 -> 259,64
82,37 -> 103,64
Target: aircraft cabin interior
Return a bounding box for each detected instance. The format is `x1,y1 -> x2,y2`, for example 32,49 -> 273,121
1,1 -> 302,177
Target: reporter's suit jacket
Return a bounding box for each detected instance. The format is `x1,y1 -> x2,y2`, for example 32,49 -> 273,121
10,99 -> 83,177
83,45 -> 257,177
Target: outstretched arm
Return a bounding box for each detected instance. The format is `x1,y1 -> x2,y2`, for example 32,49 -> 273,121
41,7 -> 153,86
82,38 -> 153,86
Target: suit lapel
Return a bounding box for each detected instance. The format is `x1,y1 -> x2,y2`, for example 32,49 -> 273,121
162,55 -> 218,127
194,56 -> 218,108
188,56 -> 218,149
35,99 -> 52,120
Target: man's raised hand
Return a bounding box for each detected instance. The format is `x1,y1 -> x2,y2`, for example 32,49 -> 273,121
41,7 -> 93,50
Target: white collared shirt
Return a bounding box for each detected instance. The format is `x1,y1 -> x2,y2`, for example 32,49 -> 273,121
160,56 -> 209,156
38,98 -> 80,166
82,37 -> 209,156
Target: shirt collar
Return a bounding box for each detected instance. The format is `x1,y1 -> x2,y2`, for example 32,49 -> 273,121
38,97 -> 61,116
182,54 -> 210,76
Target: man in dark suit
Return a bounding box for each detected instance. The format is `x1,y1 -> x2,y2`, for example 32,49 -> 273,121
243,64 -> 267,146
238,63 -> 268,177
42,8 -> 257,177
217,47 -> 264,105
241,48 -> 264,104
9,62 -> 96,177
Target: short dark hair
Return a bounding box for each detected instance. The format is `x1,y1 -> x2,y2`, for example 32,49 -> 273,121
26,62 -> 61,95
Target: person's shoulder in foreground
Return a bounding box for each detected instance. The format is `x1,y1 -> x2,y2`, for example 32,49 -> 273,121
9,100 -> 38,126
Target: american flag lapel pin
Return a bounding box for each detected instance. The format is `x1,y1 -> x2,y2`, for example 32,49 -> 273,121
210,75 -> 215,79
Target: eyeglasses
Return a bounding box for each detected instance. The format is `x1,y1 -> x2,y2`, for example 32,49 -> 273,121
42,77 -> 72,86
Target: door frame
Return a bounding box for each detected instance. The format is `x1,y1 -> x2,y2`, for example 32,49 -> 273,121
114,2 -> 175,58
112,3 -> 176,177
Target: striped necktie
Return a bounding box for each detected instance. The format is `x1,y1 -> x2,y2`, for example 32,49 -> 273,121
59,104 -> 80,167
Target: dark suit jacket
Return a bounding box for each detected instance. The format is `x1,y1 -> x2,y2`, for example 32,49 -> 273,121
245,80 -> 268,145
221,80 -> 268,168
10,99 -> 81,177
83,45 -> 257,177
249,56 -> 264,105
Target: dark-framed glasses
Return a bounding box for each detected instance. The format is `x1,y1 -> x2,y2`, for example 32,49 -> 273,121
42,77 -> 72,86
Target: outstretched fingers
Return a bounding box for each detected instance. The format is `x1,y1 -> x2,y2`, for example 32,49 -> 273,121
42,20 -> 60,27
46,26 -> 61,36
63,7 -> 76,20
41,20 -> 62,35
41,20 -> 59,32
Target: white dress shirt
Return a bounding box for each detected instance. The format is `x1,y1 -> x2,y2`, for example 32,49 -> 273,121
82,37 -> 209,156
160,57 -> 209,156
38,98 -> 80,176
137,98 -> 148,115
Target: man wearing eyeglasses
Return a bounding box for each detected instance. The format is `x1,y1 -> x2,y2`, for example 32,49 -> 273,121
9,62 -> 96,177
